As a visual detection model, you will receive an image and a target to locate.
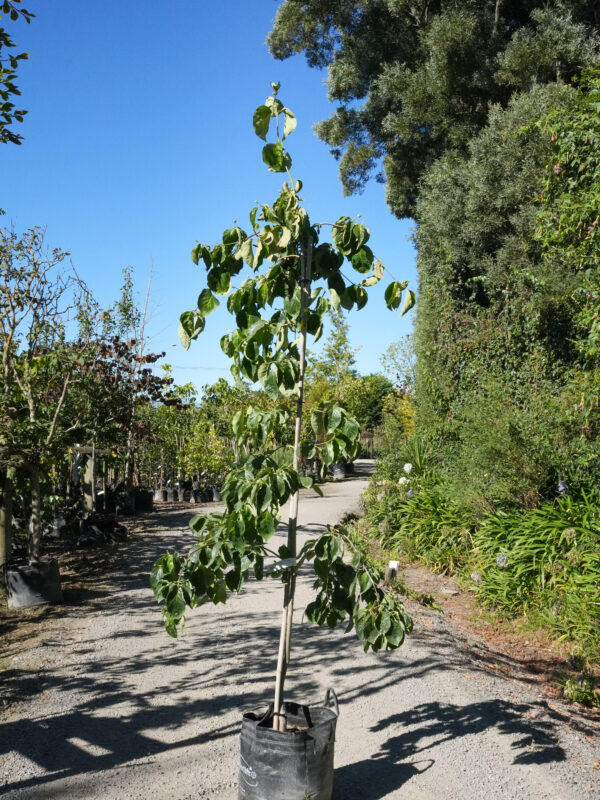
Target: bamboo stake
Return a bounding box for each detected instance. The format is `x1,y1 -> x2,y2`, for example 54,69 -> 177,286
273,239 -> 312,731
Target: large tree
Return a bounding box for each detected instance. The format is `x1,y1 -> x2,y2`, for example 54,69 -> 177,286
269,1 -> 600,218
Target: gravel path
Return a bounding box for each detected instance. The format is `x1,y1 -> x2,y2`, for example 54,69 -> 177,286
1,460 -> 599,800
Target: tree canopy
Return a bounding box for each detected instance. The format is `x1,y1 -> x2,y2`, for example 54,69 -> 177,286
268,1 -> 600,218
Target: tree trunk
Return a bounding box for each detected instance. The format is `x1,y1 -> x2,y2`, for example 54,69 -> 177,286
28,462 -> 42,562
273,239 -> 312,731
125,427 -> 135,489
0,466 -> 14,584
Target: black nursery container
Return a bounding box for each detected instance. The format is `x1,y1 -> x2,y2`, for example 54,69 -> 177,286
238,690 -> 338,800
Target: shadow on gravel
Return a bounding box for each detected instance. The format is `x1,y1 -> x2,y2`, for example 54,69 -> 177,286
0,611 -> 567,798
372,699 -> 565,765
332,698 -> 565,799
334,756 -> 434,800
0,462 -> 570,799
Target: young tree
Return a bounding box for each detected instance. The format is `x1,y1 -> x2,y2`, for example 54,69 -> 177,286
0,226 -> 83,561
71,268 -> 168,492
308,308 -> 358,385
380,334 -> 416,391
151,86 -> 414,730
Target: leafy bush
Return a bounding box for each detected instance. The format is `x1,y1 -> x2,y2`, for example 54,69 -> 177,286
374,398 -> 415,479
412,82 -> 600,509
366,478 -> 473,575
467,494 -> 600,657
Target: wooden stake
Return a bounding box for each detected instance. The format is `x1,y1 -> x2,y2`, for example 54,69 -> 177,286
272,239 -> 312,730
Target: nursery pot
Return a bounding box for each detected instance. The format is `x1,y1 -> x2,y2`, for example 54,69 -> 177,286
331,461 -> 346,481
134,489 -> 154,513
7,558 -> 63,609
238,689 -> 338,800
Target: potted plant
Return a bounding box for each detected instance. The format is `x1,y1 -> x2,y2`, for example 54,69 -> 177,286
150,85 -> 415,800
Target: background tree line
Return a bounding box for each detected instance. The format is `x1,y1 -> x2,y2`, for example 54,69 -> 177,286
268,1 -> 600,667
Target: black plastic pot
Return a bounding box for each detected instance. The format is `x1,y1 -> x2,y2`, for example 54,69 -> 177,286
6,558 -> 63,609
238,689 -> 338,800
331,461 -> 346,481
134,489 -> 154,513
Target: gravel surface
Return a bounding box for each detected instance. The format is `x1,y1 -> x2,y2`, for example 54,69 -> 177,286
1,459 -> 599,799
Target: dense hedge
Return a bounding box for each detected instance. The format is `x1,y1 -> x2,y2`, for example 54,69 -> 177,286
414,80 -> 600,508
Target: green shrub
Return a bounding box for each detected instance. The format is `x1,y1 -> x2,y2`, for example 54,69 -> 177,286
467,494 -> 600,657
367,478 -> 473,575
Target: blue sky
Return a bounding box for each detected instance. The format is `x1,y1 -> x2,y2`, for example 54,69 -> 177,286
1,0 -> 417,392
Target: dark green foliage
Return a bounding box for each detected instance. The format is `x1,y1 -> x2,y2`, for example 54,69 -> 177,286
468,494 -> 600,657
413,83 -> 598,506
367,479 -> 473,574
269,1 -> 600,218
0,1 -> 33,146
364,474 -> 600,658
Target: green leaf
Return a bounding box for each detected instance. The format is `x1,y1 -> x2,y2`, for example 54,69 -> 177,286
360,275 -> 379,287
400,289 -> 416,316
322,440 -> 336,466
253,105 -> 271,141
262,141 -> 292,173
351,246 -> 374,274
166,588 -> 186,619
354,610 -> 368,639
178,324 -> 191,350
225,569 -> 244,593
355,286 -> 368,310
327,536 -> 342,561
340,286 -> 355,310
264,369 -> 279,399
213,582 -> 227,604
191,243 -> 210,267
326,406 -> 343,431
311,410 -> 325,436
384,281 -> 408,311
197,289 -> 220,316
341,417 -> 359,440
162,608 -> 179,638
179,310 -> 205,348
283,108 -> 297,140
314,557 -> 329,581
236,238 -> 253,266
207,268 -> 231,295
386,620 -> 405,647
358,571 -> 371,595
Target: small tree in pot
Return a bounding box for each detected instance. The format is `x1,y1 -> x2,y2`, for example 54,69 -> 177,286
151,86 -> 415,800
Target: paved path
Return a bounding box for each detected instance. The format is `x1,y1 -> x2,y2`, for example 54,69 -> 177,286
1,460 -> 599,799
